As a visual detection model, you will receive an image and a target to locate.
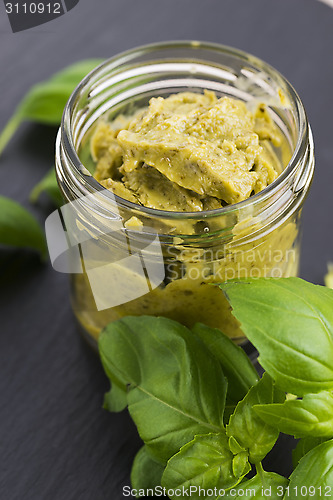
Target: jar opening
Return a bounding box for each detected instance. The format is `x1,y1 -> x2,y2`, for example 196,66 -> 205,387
58,41 -> 312,232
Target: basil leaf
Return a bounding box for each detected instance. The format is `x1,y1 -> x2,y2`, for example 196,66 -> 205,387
220,278 -> 333,396
30,168 -> 63,207
292,437 -> 328,467
192,323 -> 258,403
254,391 -> 333,439
223,471 -> 288,499
103,382 -> 127,413
98,316 -> 227,463
232,451 -> 249,477
15,83 -> 77,124
227,373 -> 285,464
0,59 -> 103,155
287,439 -> 333,498
162,432 -> 250,500
0,195 -> 46,257
47,59 -> 104,85
131,446 -> 164,495
101,343 -> 128,414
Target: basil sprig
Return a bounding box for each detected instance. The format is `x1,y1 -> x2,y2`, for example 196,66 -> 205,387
99,278 -> 333,498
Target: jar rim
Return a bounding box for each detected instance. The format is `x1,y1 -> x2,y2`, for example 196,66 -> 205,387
61,40 -> 310,221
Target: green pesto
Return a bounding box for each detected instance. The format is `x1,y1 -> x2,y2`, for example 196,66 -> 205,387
91,91 -> 282,209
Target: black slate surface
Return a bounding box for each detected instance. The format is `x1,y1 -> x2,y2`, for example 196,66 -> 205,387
0,1 -> 333,498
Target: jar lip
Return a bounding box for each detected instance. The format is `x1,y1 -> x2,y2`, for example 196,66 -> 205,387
61,40 -> 309,221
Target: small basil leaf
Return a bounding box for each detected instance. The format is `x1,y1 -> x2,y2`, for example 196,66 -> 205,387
292,437 -> 328,468
223,472 -> 288,499
30,168 -> 62,207
232,451 -> 249,477
131,446 -> 164,495
98,316 -> 227,464
220,278 -> 333,396
192,323 -> 258,403
103,382 -> 127,413
0,59 -> 103,155
0,195 -> 46,257
227,373 -> 285,464
229,436 -> 246,454
162,432 -> 250,500
254,391 -> 333,439
287,439 -> 333,498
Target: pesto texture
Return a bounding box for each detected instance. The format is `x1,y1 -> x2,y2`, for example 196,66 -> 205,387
91,91 -> 283,209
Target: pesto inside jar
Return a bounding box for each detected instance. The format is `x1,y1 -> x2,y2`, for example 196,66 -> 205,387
73,90 -> 298,343
89,91 -> 287,212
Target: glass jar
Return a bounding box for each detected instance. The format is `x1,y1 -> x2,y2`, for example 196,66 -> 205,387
55,41 -> 314,346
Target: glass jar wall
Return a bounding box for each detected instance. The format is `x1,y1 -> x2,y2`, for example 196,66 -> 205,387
55,41 -> 314,345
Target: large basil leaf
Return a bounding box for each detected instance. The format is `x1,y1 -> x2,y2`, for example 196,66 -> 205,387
254,391 -> 333,439
223,471 -> 288,499
162,432 -> 250,500
0,195 -> 46,257
131,446 -> 164,495
0,59 -> 103,155
220,278 -> 333,396
287,439 -> 333,498
192,323 -> 258,403
227,373 -> 285,464
292,436 -> 328,468
99,316 -> 227,463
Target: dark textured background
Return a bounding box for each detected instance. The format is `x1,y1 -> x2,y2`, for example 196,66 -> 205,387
0,1 -> 332,498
